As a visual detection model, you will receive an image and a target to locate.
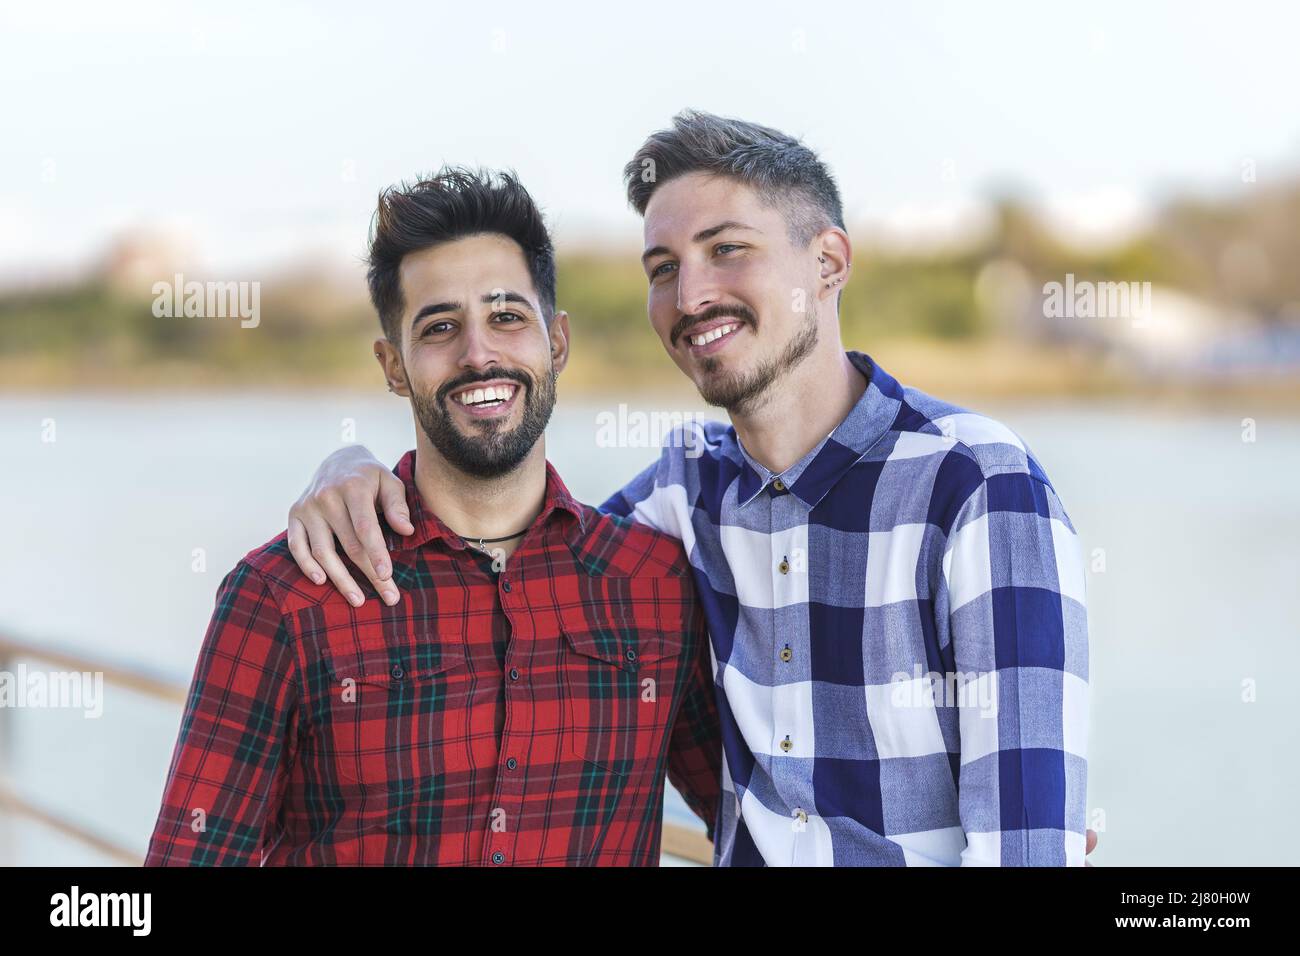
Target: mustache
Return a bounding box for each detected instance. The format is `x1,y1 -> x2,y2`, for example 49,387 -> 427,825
436,366 -> 532,403
670,303 -> 758,347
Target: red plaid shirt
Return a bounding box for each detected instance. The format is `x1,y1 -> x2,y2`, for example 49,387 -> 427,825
146,450 -> 721,866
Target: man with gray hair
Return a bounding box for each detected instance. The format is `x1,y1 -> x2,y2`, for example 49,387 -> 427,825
287,111 -> 1094,866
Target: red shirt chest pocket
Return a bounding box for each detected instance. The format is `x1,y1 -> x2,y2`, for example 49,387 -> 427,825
317,638 -> 472,795
561,623 -> 687,778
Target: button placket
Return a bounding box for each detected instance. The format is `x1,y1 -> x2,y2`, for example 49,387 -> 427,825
492,572 -> 527,866
760,494 -> 809,776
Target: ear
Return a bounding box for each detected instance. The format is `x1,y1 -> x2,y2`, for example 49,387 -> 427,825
373,337 -> 411,397
548,310 -> 570,376
814,228 -> 853,303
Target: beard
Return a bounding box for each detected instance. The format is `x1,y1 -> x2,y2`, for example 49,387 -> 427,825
695,302 -> 819,415
411,364 -> 557,479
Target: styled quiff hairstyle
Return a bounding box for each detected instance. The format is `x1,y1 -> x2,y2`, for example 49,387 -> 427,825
367,166 -> 556,343
623,109 -> 845,246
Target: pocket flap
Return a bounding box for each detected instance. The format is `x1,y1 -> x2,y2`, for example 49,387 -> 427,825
324,642 -> 465,685
562,625 -> 683,670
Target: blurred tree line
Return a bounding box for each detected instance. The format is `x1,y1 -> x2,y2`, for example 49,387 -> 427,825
2,179 -> 1297,391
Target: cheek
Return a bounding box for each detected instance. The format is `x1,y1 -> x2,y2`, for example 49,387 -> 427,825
646,290 -> 676,341
506,324 -> 554,364
741,274 -> 795,327
405,353 -> 452,396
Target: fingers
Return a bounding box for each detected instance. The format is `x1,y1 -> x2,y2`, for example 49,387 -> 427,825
340,481 -> 393,581
285,447 -> 403,607
1086,828 -> 1098,855
287,516 -> 327,585
378,471 -> 415,536
341,492 -> 400,606
301,510 -> 366,607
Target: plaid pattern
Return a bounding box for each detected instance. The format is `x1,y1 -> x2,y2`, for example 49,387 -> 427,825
146,451 -> 721,866
602,351 -> 1089,866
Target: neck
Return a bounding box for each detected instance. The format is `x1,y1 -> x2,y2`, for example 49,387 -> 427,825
729,345 -> 867,475
411,430 -> 549,560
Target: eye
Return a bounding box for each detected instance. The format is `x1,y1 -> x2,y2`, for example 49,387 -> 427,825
492,311 -> 525,323
650,261 -> 677,279
714,243 -> 742,256
422,320 -> 454,336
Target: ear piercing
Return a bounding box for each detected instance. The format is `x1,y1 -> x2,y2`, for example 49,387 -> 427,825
375,352 -> 397,391
820,257 -> 849,288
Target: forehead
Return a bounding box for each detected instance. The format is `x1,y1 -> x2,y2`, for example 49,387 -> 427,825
642,172 -> 782,247
398,233 -> 536,312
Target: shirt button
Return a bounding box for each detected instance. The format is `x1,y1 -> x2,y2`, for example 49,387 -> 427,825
502,579 -> 512,592
780,735 -> 793,753
491,851 -> 505,865
779,646 -> 793,663
624,648 -> 638,664
793,807 -> 808,824
506,757 -> 518,770
778,559 -> 790,574
509,667 -> 520,681
390,664 -> 405,680
772,478 -> 786,492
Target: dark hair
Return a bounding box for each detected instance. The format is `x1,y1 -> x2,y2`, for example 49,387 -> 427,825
367,167 -> 556,343
623,110 -> 845,246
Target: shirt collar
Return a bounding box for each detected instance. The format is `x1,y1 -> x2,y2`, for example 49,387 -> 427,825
732,351 -> 906,509
384,449 -> 587,553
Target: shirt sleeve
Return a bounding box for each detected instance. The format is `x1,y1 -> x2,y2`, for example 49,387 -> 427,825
601,443 -> 710,548
144,561 -> 300,865
664,607 -> 722,842
940,470 -> 1089,866
598,455 -> 663,524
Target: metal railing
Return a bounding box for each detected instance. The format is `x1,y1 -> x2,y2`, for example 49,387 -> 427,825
0,633 -> 713,866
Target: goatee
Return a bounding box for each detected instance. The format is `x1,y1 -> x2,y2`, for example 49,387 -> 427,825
412,366 -> 557,478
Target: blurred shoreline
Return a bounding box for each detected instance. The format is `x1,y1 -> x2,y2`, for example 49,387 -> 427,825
6,181 -> 1300,408
4,337 -> 1299,410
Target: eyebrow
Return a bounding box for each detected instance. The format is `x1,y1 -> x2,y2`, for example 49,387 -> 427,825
641,220 -> 758,265
411,290 -> 536,325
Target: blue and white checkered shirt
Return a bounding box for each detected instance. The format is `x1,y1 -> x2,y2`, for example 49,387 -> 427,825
601,351 -> 1089,866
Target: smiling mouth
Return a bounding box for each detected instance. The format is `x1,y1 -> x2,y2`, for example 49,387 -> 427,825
449,382 -> 520,412
689,323 -> 742,347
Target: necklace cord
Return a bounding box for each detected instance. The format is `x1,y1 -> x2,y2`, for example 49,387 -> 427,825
451,526 -> 531,546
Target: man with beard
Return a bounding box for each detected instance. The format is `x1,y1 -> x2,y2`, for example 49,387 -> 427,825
285,113 -> 1098,867
145,168 -> 722,866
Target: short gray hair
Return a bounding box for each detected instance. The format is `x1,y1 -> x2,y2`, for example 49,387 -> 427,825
623,109 -> 845,247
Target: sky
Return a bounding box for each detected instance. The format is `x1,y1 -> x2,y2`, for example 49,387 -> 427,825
2,0 -> 1299,282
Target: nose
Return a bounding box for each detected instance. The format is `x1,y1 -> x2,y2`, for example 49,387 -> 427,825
675,261 -> 720,318
455,318 -> 503,372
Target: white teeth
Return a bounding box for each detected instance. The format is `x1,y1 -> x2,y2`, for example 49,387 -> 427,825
690,323 -> 738,347
456,384 -> 516,406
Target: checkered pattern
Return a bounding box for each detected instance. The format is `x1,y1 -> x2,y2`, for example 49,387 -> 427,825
602,351 -> 1089,866
146,451 -> 721,866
